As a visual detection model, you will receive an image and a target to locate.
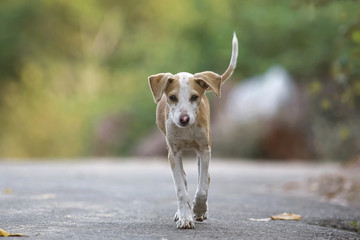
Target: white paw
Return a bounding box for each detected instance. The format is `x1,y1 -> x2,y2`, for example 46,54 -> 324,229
176,218 -> 195,229
174,211 -> 195,229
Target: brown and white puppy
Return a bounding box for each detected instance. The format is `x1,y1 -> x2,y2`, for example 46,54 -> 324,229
148,33 -> 238,229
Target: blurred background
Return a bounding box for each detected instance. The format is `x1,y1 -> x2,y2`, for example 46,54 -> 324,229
0,0 -> 359,162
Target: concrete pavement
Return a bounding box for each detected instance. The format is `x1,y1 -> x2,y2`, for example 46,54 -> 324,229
1,159 -> 359,239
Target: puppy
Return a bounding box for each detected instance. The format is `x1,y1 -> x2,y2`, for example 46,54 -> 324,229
148,33 -> 238,229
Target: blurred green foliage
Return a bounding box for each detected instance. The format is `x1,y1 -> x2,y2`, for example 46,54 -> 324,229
0,0 -> 359,159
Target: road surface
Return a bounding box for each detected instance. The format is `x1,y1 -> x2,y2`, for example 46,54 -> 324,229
1,159 -> 359,239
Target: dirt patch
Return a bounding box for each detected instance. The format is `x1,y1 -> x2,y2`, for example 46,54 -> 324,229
307,172 -> 360,209
307,219 -> 360,233
281,163 -> 360,209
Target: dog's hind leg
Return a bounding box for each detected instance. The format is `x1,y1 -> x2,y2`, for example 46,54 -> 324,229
193,147 -> 211,222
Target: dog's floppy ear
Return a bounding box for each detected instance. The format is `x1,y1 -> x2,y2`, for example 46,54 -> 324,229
148,73 -> 174,103
194,71 -> 222,97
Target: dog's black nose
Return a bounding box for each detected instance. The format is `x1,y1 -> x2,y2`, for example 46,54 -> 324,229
179,115 -> 190,126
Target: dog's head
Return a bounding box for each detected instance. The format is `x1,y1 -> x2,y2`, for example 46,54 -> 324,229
148,71 -> 221,128
148,33 -> 238,128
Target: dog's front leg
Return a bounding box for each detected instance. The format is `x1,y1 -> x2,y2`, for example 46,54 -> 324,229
168,148 -> 194,229
193,147 -> 211,222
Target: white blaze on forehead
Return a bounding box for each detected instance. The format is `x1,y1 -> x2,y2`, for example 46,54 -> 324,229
177,72 -> 194,112
177,72 -> 194,85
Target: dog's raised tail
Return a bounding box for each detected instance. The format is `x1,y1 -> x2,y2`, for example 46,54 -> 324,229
221,32 -> 238,84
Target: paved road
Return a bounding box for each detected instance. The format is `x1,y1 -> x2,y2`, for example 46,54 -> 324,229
1,159 -> 359,239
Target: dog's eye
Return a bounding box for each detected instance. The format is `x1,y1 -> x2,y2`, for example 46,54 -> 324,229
190,95 -> 199,102
169,95 -> 177,102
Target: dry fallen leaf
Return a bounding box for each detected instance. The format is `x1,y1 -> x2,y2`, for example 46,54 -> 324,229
0,229 -> 9,237
0,228 -> 28,237
271,212 -> 302,220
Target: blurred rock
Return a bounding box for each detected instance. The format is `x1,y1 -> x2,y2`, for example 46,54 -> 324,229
212,65 -> 314,159
93,113 -> 132,156
225,66 -> 298,124
131,128 -> 167,157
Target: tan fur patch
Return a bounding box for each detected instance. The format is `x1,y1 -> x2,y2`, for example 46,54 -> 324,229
196,97 -> 210,136
148,73 -> 174,103
193,71 -> 221,97
190,78 -> 211,145
164,75 -> 180,101
156,75 -> 182,135
156,95 -> 169,135
189,78 -> 206,97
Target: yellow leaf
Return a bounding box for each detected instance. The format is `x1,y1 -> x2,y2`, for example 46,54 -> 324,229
0,229 -> 9,237
271,212 -> 302,220
3,189 -> 12,194
0,228 -> 28,237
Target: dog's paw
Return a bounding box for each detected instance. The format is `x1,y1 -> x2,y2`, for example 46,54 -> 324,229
174,211 -> 195,229
194,212 -> 207,222
176,218 -> 195,229
193,199 -> 208,222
